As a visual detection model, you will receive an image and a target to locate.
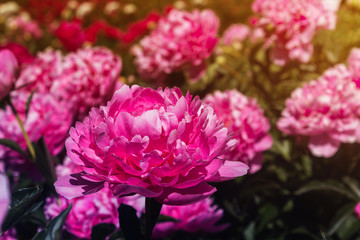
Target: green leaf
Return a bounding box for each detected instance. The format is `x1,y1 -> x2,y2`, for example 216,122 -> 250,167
32,204 -> 72,240
243,221 -> 256,240
157,214 -> 178,223
25,90 -> 35,118
145,197 -> 162,240
1,186 -> 43,235
33,137 -> 57,189
118,203 -> 142,240
327,203 -> 357,235
295,181 -> 358,201
0,138 -> 28,159
337,215 -> 360,240
321,230 -> 331,240
91,223 -> 116,240
257,203 -> 279,232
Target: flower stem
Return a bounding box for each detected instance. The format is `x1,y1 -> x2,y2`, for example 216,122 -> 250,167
8,100 -> 36,161
145,197 -> 162,240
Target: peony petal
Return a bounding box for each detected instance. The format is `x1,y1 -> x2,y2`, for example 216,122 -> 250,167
308,134 -> 340,157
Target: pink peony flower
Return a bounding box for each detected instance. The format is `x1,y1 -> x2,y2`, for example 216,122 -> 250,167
0,49 -> 18,101
252,0 -> 340,65
16,47 -> 122,116
55,20 -> 86,51
132,9 -> 219,83
277,65 -> 360,157
347,48 -> 360,87
221,24 -> 250,45
1,228 -> 17,240
45,189 -> 119,239
46,157 -> 144,239
0,43 -> 35,65
10,15 -> 42,39
153,197 -> 228,238
0,91 -> 72,173
204,90 -> 272,173
55,85 -> 248,205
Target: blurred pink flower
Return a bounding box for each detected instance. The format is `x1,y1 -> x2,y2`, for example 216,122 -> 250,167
221,24 -> 250,45
0,91 -> 72,173
347,48 -> 360,87
1,228 -> 17,240
204,90 -> 272,173
0,49 -> 18,101
153,198 -> 228,238
0,167 -> 10,228
132,9 -> 219,83
55,85 -> 248,205
0,43 -> 35,65
16,47 -> 122,116
277,65 -> 360,157
55,20 -> 86,51
355,202 -> 360,219
11,16 -> 42,38
252,0 -> 340,65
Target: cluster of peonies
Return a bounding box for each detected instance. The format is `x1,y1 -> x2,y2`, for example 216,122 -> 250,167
204,90 -> 272,173
132,9 -> 219,83
55,85 -> 249,205
277,49 -> 360,157
0,91 -> 72,174
16,47 -> 122,116
153,197 -> 228,238
0,49 -> 18,101
221,24 -> 250,46
252,0 -> 340,65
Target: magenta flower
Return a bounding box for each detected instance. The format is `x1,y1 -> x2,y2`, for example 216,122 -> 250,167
204,90 -> 272,173
132,9 -> 219,83
355,202 -> 360,219
347,48 -> 360,87
16,47 -> 122,116
0,43 -> 34,65
45,188 -> 119,239
55,85 -> 248,205
55,20 -> 86,51
277,65 -> 360,157
46,157 -> 143,239
252,0 -> 340,65
153,197 -> 228,238
0,91 -> 72,173
221,24 -> 250,45
0,49 -> 18,101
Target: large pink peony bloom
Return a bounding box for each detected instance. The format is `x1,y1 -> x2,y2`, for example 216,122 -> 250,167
252,0 -> 340,65
55,85 -> 248,205
16,47 -> 122,116
153,197 -> 228,238
221,24 -> 250,45
0,49 -> 18,101
277,65 -> 360,157
204,90 -> 272,173
0,91 -> 72,173
132,9 -> 219,83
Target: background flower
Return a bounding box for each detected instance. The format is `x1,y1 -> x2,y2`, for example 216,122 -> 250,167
204,90 -> 272,173
0,49 -> 18,101
132,9 -> 219,82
